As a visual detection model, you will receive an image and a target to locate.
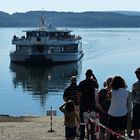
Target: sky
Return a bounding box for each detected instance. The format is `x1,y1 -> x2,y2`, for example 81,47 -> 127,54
0,0 -> 140,14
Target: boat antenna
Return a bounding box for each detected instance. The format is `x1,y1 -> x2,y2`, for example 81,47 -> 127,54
39,14 -> 47,31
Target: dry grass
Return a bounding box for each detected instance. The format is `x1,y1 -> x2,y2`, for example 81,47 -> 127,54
0,116 -> 65,140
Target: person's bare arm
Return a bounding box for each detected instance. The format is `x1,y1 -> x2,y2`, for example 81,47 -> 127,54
95,92 -> 106,113
59,103 -> 66,113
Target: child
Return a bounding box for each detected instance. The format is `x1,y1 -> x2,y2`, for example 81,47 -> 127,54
59,100 -> 80,140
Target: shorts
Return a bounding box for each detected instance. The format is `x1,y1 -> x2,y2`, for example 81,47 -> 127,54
99,112 -> 109,126
108,115 -> 127,131
65,126 -> 76,138
99,112 -> 109,132
132,104 -> 140,129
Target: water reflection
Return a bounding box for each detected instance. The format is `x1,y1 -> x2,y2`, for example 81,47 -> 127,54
9,61 -> 82,109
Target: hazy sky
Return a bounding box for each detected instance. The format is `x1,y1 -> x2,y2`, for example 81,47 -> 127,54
1,0 -> 140,14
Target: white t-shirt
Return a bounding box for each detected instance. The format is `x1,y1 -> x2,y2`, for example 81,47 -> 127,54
108,88 -> 129,117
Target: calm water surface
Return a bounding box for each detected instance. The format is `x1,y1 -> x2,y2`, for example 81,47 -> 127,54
0,28 -> 140,116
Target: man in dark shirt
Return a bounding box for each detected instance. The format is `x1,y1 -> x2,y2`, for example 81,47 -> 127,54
78,69 -> 99,140
132,67 -> 140,140
63,76 -> 80,136
63,76 -> 79,112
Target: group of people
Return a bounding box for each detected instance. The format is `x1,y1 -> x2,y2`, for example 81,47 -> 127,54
59,67 -> 140,140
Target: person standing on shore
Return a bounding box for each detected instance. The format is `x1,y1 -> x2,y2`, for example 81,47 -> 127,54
78,69 -> 99,140
59,100 -> 80,140
63,76 -> 80,136
63,76 -> 79,114
96,77 -> 112,140
131,67 -> 140,140
104,76 -> 129,140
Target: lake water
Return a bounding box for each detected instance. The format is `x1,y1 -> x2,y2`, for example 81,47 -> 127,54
0,28 -> 140,116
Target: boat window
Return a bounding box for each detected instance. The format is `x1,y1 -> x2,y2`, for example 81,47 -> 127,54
36,32 -> 39,37
45,32 -> 48,37
27,32 -> 32,38
50,46 -> 62,53
36,45 -> 45,52
63,44 -> 78,53
37,37 -> 41,41
17,46 -> 29,54
32,32 -> 36,37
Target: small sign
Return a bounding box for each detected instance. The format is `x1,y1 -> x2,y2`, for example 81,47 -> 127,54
46,110 -> 57,116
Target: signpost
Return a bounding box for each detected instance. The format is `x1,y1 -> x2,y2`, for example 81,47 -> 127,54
46,107 -> 57,133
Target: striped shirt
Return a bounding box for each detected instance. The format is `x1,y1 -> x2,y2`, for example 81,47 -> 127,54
63,83 -> 79,105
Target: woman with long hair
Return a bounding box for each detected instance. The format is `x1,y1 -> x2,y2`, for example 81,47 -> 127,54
104,76 -> 129,140
60,100 -> 80,140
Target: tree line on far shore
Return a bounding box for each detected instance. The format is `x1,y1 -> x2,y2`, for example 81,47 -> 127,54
1,10 -> 140,27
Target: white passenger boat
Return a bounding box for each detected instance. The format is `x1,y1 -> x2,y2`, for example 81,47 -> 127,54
10,16 -> 84,65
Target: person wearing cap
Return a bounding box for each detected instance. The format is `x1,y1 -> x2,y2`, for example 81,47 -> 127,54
131,67 -> 140,140
78,69 -> 99,140
63,76 -> 80,136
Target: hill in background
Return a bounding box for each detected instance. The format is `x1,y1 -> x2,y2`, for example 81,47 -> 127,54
0,11 -> 140,27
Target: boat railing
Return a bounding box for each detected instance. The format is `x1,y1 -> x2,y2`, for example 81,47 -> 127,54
12,35 -> 81,42
48,35 -> 81,41
9,50 -> 23,54
13,34 -> 34,41
9,50 -> 28,55
75,35 -> 82,40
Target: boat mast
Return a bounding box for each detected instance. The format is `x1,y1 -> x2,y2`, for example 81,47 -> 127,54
39,15 -> 47,31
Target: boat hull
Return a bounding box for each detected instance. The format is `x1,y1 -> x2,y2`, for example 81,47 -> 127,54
10,51 -> 84,65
